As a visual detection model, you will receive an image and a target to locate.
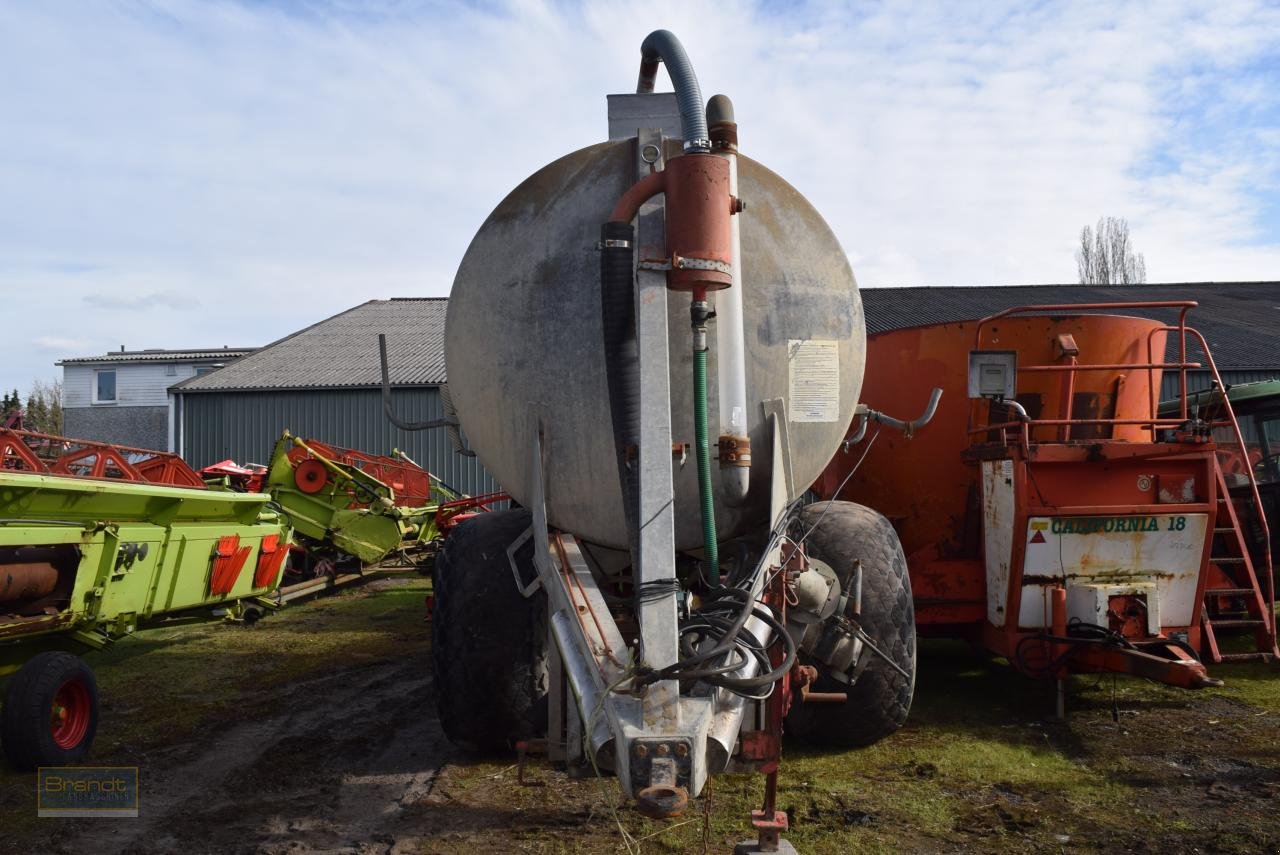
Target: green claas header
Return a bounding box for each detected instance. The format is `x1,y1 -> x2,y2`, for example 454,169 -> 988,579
260,431 -> 441,565
0,433 -> 292,770
0,426 -> 504,772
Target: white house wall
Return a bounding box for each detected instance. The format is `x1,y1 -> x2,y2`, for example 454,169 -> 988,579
63,362 -> 203,408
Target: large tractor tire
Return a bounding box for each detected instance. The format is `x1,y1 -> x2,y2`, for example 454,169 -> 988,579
785,501 -> 916,747
432,508 -> 549,753
2,652 -> 100,771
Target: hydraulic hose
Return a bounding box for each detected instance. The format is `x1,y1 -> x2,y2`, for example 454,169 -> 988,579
600,221 -> 641,558
693,323 -> 719,580
636,30 -> 710,153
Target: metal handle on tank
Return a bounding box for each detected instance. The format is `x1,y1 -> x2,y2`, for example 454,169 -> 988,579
844,387 -> 943,449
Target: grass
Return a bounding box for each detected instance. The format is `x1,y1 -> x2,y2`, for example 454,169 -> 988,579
2,576 -> 1278,853
0,573 -> 434,839
437,634 -> 1280,852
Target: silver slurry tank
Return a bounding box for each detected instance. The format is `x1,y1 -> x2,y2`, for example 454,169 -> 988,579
445,110 -> 864,552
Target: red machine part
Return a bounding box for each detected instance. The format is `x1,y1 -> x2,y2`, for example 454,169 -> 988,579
0,428 -> 205,489
293,458 -> 329,494
200,459 -> 267,493
813,302 -> 1276,689
253,534 -> 291,589
436,491 -> 510,532
0,563 -> 59,604
608,152 -> 735,294
285,439 -> 432,507
733,538 -> 814,851
209,535 -> 252,596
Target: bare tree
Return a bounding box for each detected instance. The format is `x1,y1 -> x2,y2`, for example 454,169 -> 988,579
1075,216 -> 1147,284
25,378 -> 63,434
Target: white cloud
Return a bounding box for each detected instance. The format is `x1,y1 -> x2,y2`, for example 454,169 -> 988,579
83,290 -> 198,310
1,0 -> 1277,390
33,336 -> 95,352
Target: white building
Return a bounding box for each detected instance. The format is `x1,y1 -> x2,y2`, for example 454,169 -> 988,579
58,347 -> 254,450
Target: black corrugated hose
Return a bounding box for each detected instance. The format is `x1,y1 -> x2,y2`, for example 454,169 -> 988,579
600,221 -> 641,561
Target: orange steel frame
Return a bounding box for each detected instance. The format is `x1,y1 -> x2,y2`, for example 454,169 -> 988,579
0,427 -> 206,489
284,437 -> 433,508
965,301 -> 1276,684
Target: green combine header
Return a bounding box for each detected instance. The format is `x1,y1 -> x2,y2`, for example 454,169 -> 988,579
0,426 -> 506,771
0,430 -> 291,770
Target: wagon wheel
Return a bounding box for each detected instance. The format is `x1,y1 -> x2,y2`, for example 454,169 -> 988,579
432,508 -> 548,753
785,501 -> 916,748
1,652 -> 100,771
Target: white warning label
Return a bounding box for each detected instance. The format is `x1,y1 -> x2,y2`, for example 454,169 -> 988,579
788,340 -> 840,423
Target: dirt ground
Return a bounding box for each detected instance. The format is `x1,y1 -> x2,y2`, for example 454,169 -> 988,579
2,572 -> 1279,854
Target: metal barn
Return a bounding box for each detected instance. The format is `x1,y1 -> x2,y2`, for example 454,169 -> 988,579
172,298 -> 500,498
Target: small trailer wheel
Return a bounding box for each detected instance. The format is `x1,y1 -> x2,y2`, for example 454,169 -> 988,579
1,652 -> 100,771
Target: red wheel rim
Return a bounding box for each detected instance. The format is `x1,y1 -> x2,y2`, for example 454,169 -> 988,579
50,677 -> 91,750
294,459 -> 328,494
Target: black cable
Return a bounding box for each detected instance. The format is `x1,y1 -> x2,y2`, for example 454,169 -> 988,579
1014,618 -> 1203,680
632,494 -> 805,700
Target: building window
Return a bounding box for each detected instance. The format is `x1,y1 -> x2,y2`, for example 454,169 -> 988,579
165,364 -> 176,376
195,366 -> 213,376
94,370 -> 117,404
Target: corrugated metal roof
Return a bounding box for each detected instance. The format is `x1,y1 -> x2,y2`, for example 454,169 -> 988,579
861,281 -> 1280,370
58,347 -> 255,365
178,283 -> 1277,394
178,298 -> 447,392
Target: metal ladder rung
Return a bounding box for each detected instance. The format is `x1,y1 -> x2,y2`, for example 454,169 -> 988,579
1206,588 -> 1256,597
1211,557 -> 1247,564
1209,618 -> 1266,629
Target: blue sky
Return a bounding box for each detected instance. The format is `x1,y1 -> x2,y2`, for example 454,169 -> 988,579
2,0 -> 1278,393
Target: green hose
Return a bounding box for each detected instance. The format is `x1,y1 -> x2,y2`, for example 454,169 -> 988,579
694,346 -> 719,580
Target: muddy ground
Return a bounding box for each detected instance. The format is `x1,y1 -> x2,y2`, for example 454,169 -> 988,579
2,573 -> 1279,854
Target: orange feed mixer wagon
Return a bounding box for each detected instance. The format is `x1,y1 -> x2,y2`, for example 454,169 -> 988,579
814,301 -> 1277,691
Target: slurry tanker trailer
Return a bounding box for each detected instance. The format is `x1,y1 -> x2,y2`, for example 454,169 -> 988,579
434,30 -> 932,850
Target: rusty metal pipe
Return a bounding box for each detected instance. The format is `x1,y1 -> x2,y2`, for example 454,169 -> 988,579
0,562 -> 59,603
803,691 -> 850,703
609,169 -> 666,225
856,387 -> 944,438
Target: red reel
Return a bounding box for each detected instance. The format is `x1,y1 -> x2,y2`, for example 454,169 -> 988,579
294,458 -> 329,494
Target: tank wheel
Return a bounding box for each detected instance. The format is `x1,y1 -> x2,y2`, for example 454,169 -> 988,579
432,508 -> 548,754
1,652 -> 100,771
785,501 -> 916,747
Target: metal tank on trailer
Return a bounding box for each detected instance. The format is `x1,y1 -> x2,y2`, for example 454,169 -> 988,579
444,120 -> 864,551
433,30 -> 935,848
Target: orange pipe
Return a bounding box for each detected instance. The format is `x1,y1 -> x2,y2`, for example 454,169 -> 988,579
609,169 -> 666,224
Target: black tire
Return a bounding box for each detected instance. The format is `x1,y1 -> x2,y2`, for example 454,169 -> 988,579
785,501 -> 916,747
2,652 -> 99,771
432,508 -> 548,754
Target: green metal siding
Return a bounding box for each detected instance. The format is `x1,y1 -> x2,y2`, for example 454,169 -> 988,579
1161,370 -> 1280,403
178,387 -> 501,498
